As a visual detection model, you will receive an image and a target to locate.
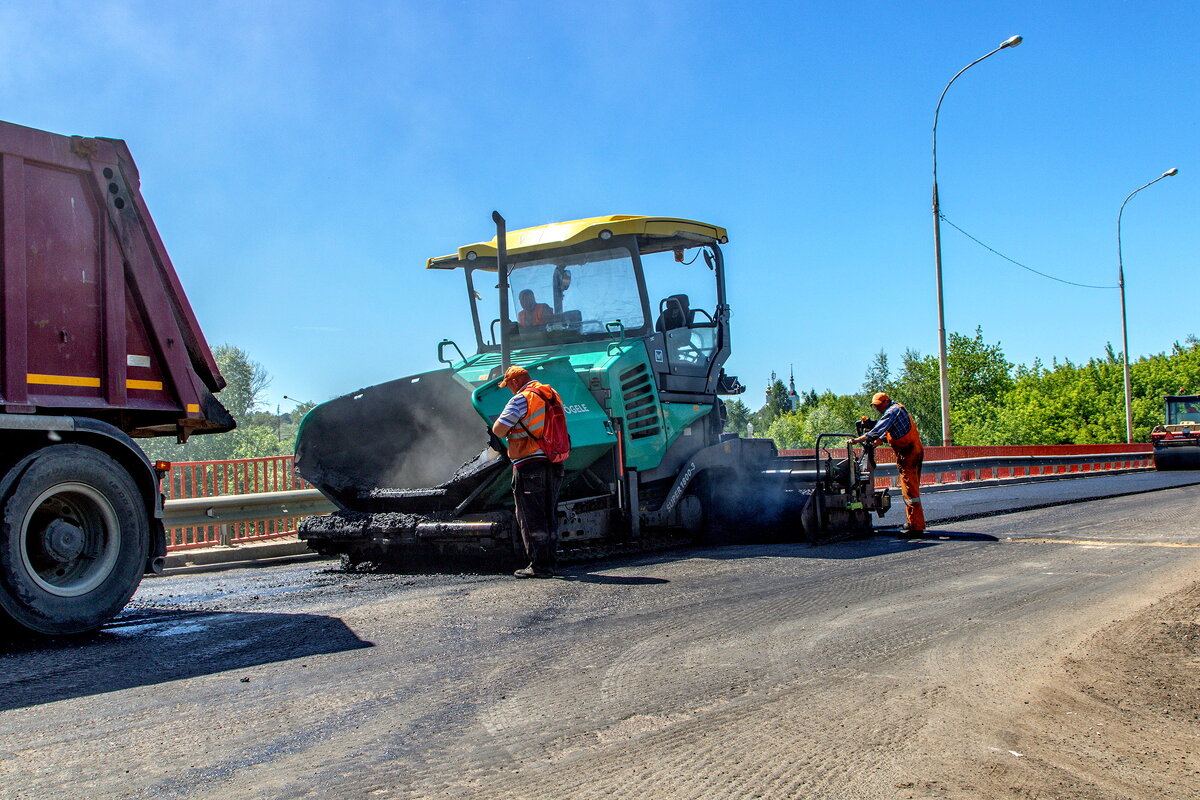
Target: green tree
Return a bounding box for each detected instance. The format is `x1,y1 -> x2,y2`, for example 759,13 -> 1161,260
139,345 -> 291,463
890,348 -> 942,444
765,392 -> 862,449
861,349 -> 891,396
752,378 -> 792,431
723,398 -> 752,436
765,411 -> 807,448
211,344 -> 270,419
946,328 -> 1013,444
948,327 -> 1012,401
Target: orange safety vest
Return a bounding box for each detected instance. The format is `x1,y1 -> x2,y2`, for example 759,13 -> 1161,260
884,403 -> 922,450
518,304 -> 551,326
506,380 -> 556,462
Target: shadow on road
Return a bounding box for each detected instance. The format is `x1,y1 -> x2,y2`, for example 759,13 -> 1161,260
558,572 -> 670,585
0,609 -> 373,712
908,530 -> 1001,542
584,527 -> 1005,570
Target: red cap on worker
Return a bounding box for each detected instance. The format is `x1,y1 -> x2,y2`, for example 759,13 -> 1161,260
871,392 -> 890,406
500,365 -> 530,388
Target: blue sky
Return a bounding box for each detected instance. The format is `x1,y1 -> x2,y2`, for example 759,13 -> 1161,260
2,1 -> 1195,411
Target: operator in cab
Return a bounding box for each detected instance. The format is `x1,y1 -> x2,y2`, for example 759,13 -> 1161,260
491,365 -> 566,578
517,289 -> 554,328
849,392 -> 925,536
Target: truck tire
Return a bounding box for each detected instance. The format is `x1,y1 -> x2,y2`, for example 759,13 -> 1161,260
0,445 -> 148,635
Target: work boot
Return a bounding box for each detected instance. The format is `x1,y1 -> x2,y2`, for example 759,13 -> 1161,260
899,523 -> 925,537
514,564 -> 555,579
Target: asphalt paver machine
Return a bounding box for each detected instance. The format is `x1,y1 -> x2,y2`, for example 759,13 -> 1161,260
295,215 -> 891,567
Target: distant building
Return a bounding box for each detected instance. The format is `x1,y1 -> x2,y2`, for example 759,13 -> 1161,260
765,368 -> 800,413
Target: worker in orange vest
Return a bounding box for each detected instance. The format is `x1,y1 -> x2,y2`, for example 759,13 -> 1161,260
850,392 -> 926,535
517,289 -> 554,328
491,365 -> 565,577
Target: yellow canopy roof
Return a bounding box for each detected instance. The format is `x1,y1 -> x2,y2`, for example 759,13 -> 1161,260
426,215 -> 727,270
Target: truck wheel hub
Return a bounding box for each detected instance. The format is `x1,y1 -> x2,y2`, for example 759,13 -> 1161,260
20,482 -> 121,597
41,519 -> 86,562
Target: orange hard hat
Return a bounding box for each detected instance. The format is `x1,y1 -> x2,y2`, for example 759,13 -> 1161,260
500,365 -> 531,388
871,392 -> 890,407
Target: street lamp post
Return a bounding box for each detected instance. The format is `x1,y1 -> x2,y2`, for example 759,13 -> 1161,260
932,34 -> 1022,446
1117,167 -> 1179,443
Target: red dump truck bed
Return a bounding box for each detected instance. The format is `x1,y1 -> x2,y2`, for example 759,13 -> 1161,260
0,119 -> 232,437
0,120 -> 232,635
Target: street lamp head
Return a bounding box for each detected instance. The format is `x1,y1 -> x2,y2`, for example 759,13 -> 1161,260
1000,35 -> 1023,48
1162,168 -> 1179,177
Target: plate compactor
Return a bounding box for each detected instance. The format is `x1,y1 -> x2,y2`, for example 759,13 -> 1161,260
295,214 -> 892,569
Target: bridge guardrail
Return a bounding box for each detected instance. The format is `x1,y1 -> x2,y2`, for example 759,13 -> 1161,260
868,451 -> 1151,488
159,447 -> 1154,552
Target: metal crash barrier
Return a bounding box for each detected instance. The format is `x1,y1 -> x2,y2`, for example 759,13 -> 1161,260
160,446 -> 1154,552
870,451 -> 1153,489
160,456 -> 320,550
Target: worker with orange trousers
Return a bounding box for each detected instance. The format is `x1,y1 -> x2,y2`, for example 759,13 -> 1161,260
850,392 -> 926,534
491,365 -> 565,578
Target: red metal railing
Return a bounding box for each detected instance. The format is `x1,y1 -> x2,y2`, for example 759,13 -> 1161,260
779,443 -> 1154,489
163,456 -> 310,499
162,456 -> 312,550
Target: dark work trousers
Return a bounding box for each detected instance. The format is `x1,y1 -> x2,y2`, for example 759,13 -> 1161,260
512,459 -> 565,569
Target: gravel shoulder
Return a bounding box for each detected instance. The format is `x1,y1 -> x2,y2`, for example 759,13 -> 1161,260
908,579 -> 1200,799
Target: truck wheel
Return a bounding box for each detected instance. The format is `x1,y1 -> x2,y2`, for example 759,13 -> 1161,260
0,445 -> 148,635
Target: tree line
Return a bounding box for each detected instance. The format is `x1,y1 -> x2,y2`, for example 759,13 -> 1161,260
138,344 -> 315,463
725,329 -> 1200,448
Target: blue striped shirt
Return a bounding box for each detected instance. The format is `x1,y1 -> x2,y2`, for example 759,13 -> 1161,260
497,393 -> 529,429
864,403 -> 912,442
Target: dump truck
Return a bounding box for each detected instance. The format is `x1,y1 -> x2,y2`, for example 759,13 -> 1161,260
1151,394 -> 1200,470
296,214 -> 890,568
0,120 -> 233,634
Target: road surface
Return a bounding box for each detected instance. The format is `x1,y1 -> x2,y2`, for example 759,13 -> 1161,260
2,472 -> 1198,799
